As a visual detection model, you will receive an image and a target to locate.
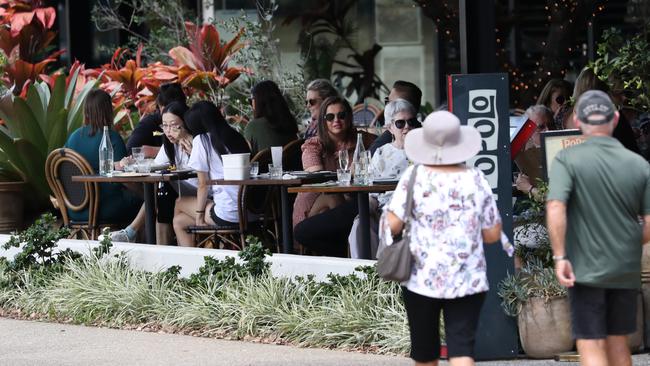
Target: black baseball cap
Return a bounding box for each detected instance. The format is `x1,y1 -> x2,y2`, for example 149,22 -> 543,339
575,90 -> 615,125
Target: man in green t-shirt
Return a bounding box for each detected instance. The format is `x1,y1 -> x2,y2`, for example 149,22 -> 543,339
547,90 -> 650,366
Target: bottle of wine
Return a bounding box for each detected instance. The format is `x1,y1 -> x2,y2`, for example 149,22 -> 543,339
352,133 -> 366,184
98,126 -> 114,177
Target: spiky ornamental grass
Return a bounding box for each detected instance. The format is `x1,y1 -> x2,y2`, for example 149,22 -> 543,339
0,253 -> 411,355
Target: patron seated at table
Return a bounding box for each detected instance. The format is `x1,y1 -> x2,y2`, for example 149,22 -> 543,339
244,80 -> 299,156
293,96 -> 375,257
64,89 -> 141,224
348,98 -> 419,258
111,101 -> 196,243
303,79 -> 339,139
368,80 -> 422,155
126,82 -> 186,159
172,101 -> 250,247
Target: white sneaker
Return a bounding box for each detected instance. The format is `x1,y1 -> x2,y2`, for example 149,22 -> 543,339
110,229 -> 132,243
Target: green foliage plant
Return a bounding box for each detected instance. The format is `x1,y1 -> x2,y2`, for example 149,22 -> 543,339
0,231 -> 413,354
591,26 -> 650,113
497,258 -> 567,317
0,71 -> 100,209
2,213 -> 79,272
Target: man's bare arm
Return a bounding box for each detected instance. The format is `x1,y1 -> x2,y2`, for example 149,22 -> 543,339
546,200 -> 567,257
643,215 -> 650,244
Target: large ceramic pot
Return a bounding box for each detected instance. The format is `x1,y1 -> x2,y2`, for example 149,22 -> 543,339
0,181 -> 24,233
518,296 -> 574,358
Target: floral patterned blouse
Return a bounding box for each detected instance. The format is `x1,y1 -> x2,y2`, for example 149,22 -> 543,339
369,143 -> 409,207
380,165 -> 501,299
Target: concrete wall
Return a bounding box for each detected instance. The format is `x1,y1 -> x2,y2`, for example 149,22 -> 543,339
0,235 -> 374,281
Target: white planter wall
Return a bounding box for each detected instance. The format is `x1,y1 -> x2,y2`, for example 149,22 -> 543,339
0,235 -> 375,281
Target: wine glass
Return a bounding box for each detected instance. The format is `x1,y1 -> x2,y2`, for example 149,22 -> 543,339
338,149 -> 349,171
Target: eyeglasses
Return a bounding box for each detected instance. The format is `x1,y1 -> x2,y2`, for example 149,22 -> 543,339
161,124 -> 182,131
393,118 -> 421,129
384,96 -> 390,106
324,111 -> 347,122
306,98 -> 321,106
555,95 -> 566,105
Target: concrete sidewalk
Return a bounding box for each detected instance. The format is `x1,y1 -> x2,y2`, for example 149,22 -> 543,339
1,318 -> 649,366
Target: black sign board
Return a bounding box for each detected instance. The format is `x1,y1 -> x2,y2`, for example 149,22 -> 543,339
447,73 -> 518,360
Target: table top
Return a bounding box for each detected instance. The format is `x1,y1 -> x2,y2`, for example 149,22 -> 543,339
72,170 -> 197,183
212,172 -> 336,186
288,183 -> 397,194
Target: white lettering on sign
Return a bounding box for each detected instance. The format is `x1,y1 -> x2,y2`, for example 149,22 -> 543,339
466,89 -> 499,191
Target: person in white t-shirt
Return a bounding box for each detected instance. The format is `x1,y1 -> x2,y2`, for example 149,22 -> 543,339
173,101 -> 251,246
110,101 -> 193,244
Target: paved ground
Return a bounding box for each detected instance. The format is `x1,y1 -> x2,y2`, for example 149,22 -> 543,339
1,318 -> 649,365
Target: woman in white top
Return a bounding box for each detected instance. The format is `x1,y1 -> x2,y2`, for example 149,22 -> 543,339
154,102 -> 198,196
348,99 -> 420,258
380,111 -> 502,366
369,98 -> 420,206
110,101 -> 193,244
173,101 -> 250,246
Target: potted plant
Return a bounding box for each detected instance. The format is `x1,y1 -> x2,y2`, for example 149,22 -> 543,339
498,257 -> 573,358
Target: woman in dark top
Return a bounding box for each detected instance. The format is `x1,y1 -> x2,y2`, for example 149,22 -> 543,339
64,89 -> 141,223
244,80 -> 299,155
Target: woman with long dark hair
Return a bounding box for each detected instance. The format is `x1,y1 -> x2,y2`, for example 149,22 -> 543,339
110,101 -> 195,243
292,96 -> 375,256
173,100 -> 250,246
64,89 -> 141,223
244,80 -> 299,155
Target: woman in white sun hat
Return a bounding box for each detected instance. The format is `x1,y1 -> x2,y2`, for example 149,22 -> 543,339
380,110 -> 503,366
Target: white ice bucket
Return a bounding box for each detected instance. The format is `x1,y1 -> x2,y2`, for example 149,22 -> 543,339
222,153 -> 250,168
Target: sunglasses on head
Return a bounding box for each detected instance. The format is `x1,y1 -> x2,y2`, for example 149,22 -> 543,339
325,111 -> 347,122
393,118 -> 420,129
555,95 -> 566,105
306,98 -> 320,106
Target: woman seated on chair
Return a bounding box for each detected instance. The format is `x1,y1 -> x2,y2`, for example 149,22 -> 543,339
348,98 -> 419,258
292,96 -> 375,257
173,101 -> 250,247
110,101 -> 197,243
244,80 -> 299,155
64,89 -> 141,223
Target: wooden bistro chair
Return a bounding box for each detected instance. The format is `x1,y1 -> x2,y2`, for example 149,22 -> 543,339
187,148 -> 280,250
282,138 -> 304,172
45,148 -> 123,240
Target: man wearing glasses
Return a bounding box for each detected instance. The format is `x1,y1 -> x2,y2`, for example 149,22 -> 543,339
368,80 -> 422,155
303,79 -> 339,139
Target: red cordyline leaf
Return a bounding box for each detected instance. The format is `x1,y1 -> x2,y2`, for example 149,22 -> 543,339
9,6 -> 55,36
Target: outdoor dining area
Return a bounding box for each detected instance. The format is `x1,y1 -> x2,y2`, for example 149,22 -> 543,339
43,80 -> 412,261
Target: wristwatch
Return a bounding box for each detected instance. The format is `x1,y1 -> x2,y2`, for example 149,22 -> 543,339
552,255 -> 567,262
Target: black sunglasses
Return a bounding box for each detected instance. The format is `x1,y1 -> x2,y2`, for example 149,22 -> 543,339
555,95 -> 566,105
306,98 -> 321,106
393,118 -> 421,129
325,111 -> 347,122
384,96 -> 390,106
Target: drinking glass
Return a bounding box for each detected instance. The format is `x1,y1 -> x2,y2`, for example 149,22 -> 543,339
250,161 -> 259,178
269,164 -> 282,179
337,168 -> 351,186
338,149 -> 349,171
132,147 -> 145,162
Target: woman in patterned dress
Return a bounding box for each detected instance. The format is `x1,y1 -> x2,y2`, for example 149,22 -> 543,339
380,111 -> 502,366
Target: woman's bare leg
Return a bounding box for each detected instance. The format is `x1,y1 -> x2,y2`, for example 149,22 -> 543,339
173,196 -> 197,246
